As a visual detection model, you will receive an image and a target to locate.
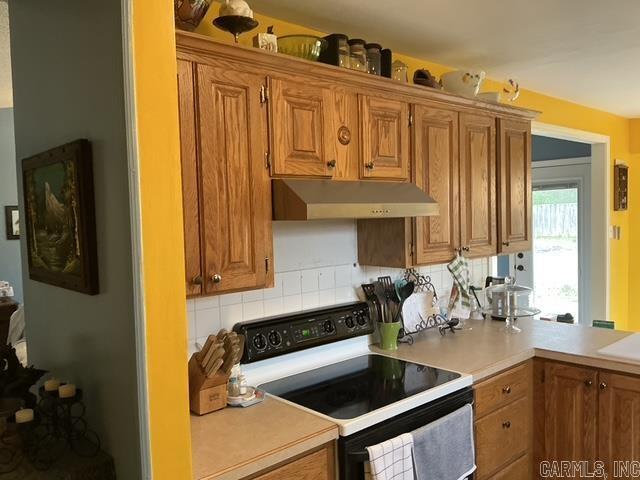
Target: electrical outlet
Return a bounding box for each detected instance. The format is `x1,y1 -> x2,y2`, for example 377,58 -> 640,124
610,225 -> 622,240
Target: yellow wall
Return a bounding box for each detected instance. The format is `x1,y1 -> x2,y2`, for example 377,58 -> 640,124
196,4 -> 633,330
133,0 -> 193,478
133,4 -> 637,478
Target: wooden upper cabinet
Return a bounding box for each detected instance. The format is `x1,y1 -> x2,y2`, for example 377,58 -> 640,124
544,362 -> 598,465
598,372 -> 640,477
413,105 -> 460,265
269,77 -> 336,177
459,113 -> 497,258
498,118 -> 532,254
360,96 -> 409,180
196,64 -> 272,294
177,60 -> 203,297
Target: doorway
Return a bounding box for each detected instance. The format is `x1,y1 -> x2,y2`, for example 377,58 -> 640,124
496,121 -> 611,326
512,159 -> 591,322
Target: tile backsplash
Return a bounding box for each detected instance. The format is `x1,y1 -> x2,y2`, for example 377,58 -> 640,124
187,257 -> 490,355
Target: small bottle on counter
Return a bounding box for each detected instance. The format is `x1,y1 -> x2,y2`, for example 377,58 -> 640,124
238,374 -> 248,395
228,377 -> 241,397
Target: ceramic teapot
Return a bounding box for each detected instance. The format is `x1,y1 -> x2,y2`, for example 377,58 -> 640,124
440,70 -> 486,98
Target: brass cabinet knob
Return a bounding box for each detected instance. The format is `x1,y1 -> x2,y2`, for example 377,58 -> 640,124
211,274 -> 222,284
502,420 -> 512,429
600,381 -> 608,390
502,386 -> 512,394
192,276 -> 203,286
502,241 -> 510,247
327,159 -> 337,168
365,162 -> 375,170
462,246 -> 470,252
585,379 -> 593,387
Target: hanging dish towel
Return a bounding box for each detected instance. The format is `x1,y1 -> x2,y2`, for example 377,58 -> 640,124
412,404 -> 476,480
447,254 -> 471,311
365,433 -> 415,480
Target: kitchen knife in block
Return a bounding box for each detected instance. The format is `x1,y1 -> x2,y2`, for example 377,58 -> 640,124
188,352 -> 229,415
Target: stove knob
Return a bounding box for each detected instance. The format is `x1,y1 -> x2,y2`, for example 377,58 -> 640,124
356,314 -> 367,326
323,319 -> 335,334
345,315 -> 355,329
268,330 -> 282,346
252,333 -> 267,351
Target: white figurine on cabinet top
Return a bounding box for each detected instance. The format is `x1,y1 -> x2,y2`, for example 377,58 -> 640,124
219,0 -> 254,18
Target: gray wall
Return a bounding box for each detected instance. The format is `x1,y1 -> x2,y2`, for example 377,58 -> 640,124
0,108 -> 22,302
532,135 -> 591,161
9,1 -> 141,478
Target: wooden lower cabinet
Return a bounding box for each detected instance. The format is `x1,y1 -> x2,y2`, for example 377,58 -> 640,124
247,443 -> 335,480
598,372 -> 640,478
474,361 -> 533,479
487,453 -> 531,480
535,361 -> 640,480
543,362 -> 598,466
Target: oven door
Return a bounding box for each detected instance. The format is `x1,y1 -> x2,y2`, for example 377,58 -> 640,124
337,387 -> 474,480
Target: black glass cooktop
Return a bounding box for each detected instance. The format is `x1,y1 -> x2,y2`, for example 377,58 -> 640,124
259,354 -> 461,420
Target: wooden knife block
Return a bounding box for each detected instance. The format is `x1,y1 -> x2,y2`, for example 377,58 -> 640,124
188,354 -> 229,415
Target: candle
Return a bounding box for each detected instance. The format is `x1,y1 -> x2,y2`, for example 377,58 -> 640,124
44,378 -> 60,392
15,408 -> 34,424
58,383 -> 76,399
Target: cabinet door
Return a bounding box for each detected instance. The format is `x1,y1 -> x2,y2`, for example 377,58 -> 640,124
360,96 -> 409,180
253,443 -> 335,480
413,105 -> 459,265
177,60 -> 203,296
459,113 -> 497,257
544,362 -> 598,465
269,77 -> 336,177
598,372 -> 640,477
197,64 -> 271,294
498,118 -> 532,254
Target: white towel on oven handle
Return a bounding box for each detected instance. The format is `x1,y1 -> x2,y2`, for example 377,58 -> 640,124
365,432 -> 415,480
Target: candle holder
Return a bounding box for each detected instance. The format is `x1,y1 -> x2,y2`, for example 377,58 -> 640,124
213,15 -> 258,43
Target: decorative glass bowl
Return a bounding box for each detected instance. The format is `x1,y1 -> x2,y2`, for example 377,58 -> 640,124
277,35 -> 327,61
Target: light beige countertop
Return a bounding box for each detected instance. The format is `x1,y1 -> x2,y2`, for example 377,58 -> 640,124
371,318 -> 637,381
191,396 -> 338,480
191,318 -> 637,479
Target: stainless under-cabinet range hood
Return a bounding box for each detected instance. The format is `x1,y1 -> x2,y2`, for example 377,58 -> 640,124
272,179 -> 439,220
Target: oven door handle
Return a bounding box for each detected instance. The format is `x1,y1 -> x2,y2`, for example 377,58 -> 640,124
347,401 -> 475,463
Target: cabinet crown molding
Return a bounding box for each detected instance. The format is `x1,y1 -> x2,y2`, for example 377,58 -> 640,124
177,31 -> 539,121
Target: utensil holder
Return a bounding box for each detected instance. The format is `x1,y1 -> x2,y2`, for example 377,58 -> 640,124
378,322 -> 402,351
188,355 -> 229,415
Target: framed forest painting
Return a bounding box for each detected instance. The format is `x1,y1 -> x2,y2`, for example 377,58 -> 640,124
22,139 -> 99,295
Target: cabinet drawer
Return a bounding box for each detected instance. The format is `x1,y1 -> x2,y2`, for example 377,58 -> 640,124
475,362 -> 531,418
476,396 -> 531,478
487,453 -> 531,480
252,444 -> 334,480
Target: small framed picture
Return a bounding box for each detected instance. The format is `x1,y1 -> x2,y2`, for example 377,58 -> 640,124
4,206 -> 19,240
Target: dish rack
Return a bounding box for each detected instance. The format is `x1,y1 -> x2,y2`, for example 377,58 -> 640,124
398,268 -> 452,344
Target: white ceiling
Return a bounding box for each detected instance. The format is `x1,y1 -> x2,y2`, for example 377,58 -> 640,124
0,1 -> 12,108
250,0 -> 640,118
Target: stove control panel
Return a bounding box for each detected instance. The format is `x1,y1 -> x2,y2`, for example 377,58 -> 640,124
233,301 -> 373,363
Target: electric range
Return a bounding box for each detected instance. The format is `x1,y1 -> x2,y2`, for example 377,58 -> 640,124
232,301 -> 472,436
